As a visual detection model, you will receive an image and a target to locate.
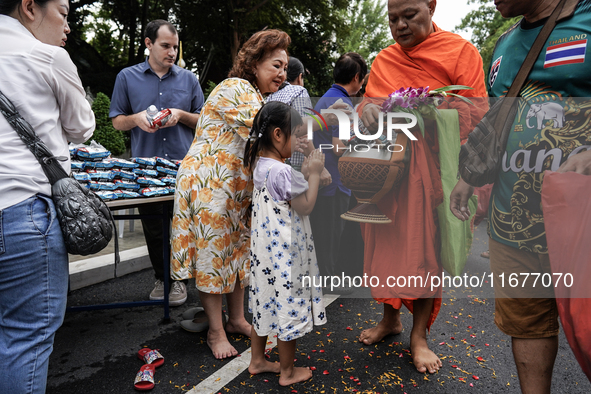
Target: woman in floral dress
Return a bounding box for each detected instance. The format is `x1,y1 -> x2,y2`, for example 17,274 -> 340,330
171,29 -> 290,359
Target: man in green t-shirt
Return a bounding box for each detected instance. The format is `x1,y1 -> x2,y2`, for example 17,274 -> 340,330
451,0 -> 591,392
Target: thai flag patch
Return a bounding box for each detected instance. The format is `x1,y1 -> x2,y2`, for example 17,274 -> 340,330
544,39 -> 587,68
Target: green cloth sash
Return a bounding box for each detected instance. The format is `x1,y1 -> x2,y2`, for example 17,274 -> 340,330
435,109 -> 477,277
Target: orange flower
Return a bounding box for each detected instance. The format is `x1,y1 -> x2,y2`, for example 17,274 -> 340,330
200,144 -> 211,155
235,177 -> 247,191
211,213 -> 226,230
230,231 -> 240,244
217,151 -> 231,167
224,257 -> 232,268
212,257 -> 223,270
244,117 -> 255,128
246,180 -> 254,192
178,218 -> 190,231
213,276 -> 224,288
225,198 -> 235,211
191,189 -> 198,201
202,156 -> 215,168
225,79 -> 239,87
207,125 -> 219,140
237,126 -> 250,139
241,199 -> 251,210
237,93 -> 254,103
213,237 -> 226,251
197,275 -> 212,288
217,132 -> 234,145
228,273 -> 236,285
172,259 -> 182,272
199,188 -> 213,203
180,234 -> 189,249
195,127 -> 203,137
188,247 -> 195,260
239,269 -> 246,281
196,237 -> 209,249
199,210 -> 213,226
172,237 -> 182,253
178,197 -> 188,211
226,179 -> 236,193
210,177 -> 223,189
178,176 -> 191,191
223,233 -> 231,247
191,160 -> 202,171
222,285 -> 232,293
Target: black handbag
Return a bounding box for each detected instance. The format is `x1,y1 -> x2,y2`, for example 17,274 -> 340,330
0,89 -> 117,257
458,0 -> 577,187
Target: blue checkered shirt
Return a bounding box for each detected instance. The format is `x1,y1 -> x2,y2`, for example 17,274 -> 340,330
267,83 -> 312,167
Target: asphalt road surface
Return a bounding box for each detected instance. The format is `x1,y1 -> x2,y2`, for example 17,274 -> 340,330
47,223 -> 591,393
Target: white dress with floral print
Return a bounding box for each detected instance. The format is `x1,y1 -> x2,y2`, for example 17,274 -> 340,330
249,162 -> 326,341
171,78 -> 263,294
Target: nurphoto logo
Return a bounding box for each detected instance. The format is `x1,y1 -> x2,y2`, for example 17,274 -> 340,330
304,107 -> 418,153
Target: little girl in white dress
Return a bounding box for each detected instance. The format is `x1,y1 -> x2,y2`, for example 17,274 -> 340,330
244,101 -> 326,386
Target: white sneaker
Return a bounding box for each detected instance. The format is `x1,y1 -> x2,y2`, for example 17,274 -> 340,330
149,279 -> 165,300
169,281 -> 187,307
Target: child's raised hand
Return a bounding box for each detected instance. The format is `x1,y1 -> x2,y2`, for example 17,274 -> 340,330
305,149 -> 325,175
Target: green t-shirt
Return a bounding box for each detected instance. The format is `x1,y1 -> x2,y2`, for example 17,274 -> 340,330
487,0 -> 591,253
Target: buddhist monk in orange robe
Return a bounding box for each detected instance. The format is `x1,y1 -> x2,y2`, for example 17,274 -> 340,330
356,0 -> 487,374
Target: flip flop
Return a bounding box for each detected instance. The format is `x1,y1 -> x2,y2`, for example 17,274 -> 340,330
134,364 -> 155,391
181,306 -> 205,320
137,348 -> 164,368
180,312 -> 228,333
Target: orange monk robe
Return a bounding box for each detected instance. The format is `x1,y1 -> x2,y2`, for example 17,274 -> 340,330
359,23 -> 487,329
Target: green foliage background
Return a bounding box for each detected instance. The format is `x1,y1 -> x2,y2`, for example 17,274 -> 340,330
90,92 -> 127,156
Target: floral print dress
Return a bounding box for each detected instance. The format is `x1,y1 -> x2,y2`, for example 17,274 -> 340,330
249,161 -> 326,341
171,78 -> 263,294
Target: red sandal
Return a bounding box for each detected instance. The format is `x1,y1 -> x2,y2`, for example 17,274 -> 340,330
137,348 -> 164,368
134,364 -> 155,391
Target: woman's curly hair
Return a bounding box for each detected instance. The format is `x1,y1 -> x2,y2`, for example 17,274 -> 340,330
228,29 -> 291,86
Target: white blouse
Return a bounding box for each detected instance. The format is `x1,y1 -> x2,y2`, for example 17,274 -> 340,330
0,15 -> 95,211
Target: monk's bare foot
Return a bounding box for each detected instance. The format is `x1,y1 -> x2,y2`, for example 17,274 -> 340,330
248,360 -> 281,375
410,338 -> 442,374
279,366 -> 313,386
358,319 -> 403,345
207,328 -> 238,359
225,318 -> 252,337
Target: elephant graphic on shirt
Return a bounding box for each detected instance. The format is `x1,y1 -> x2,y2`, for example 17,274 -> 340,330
526,102 -> 565,130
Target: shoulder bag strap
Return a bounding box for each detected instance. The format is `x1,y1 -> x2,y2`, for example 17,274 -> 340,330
493,0 -> 576,133
0,89 -> 69,184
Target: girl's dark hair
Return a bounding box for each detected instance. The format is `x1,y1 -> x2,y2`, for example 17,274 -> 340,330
244,101 -> 303,174
286,57 -> 305,83
0,0 -> 51,15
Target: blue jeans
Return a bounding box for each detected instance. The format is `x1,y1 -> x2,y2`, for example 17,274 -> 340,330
0,194 -> 68,394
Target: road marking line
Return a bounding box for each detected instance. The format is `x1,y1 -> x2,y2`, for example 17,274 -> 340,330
188,294 -> 340,394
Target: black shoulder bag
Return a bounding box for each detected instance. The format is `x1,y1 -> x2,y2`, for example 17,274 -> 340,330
0,89 -> 118,258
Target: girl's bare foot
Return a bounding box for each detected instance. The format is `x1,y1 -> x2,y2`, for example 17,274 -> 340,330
207,328 -> 238,359
358,319 -> 403,345
410,338 -> 442,374
279,366 -> 313,386
225,318 -> 252,337
248,360 -> 281,375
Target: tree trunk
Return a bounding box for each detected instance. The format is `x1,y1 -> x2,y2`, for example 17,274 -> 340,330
126,0 -> 139,67
136,0 -> 150,62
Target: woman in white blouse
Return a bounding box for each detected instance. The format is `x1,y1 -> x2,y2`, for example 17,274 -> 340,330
0,1 -> 94,393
